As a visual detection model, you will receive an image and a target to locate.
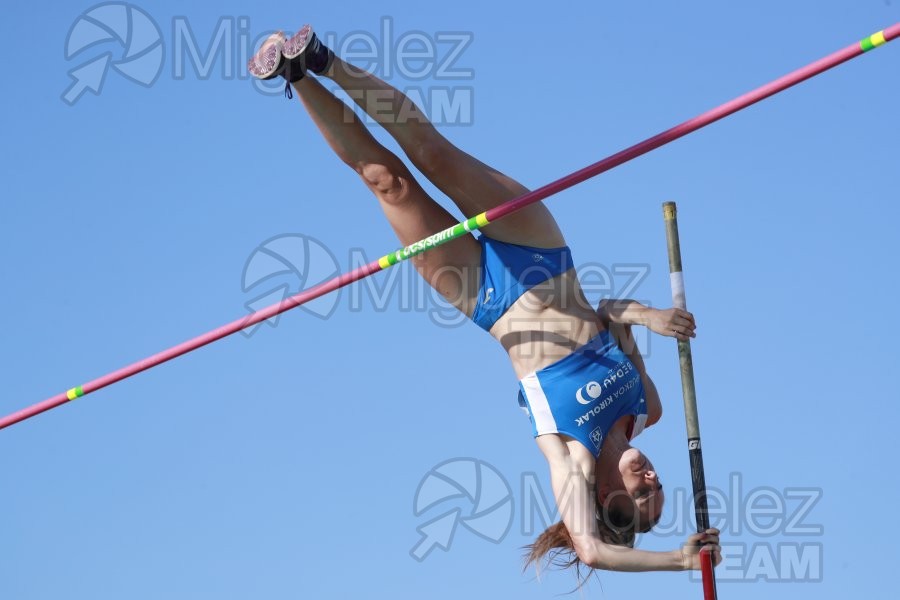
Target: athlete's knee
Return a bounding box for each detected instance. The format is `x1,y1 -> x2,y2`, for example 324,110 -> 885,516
358,161 -> 408,203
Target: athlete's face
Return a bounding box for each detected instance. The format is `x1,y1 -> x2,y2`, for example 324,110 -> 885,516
609,447 -> 665,531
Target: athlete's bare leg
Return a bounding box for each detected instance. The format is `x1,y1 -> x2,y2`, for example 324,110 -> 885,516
322,57 -> 566,249
289,68 -> 481,316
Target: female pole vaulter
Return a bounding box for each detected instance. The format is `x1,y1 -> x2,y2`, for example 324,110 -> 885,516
248,24 -> 720,579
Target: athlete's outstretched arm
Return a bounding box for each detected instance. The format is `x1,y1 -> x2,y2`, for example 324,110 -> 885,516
597,299 -> 696,426
536,436 -> 720,571
598,299 -> 696,341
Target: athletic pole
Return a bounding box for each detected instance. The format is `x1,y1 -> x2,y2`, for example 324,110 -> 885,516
662,202 -> 717,600
1,25 -> 897,431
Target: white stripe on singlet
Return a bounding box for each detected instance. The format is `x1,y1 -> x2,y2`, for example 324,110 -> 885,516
631,413 -> 648,440
520,372 -> 558,434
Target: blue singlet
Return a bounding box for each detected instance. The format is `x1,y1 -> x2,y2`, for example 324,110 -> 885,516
470,236 -> 574,331
518,330 -> 648,457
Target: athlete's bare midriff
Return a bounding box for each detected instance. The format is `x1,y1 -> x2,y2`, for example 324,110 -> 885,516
489,269 -> 605,379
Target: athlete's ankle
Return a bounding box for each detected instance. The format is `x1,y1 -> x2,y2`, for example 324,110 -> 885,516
283,25 -> 335,77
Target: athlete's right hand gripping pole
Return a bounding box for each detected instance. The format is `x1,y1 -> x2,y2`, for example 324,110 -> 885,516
662,202 -> 717,600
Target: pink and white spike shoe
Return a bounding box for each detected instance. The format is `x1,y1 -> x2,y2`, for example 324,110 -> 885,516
247,31 -> 286,80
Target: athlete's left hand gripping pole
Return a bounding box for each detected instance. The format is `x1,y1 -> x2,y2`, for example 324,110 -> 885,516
662,202 -> 717,600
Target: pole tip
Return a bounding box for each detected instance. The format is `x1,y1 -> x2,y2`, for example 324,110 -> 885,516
663,202 -> 677,221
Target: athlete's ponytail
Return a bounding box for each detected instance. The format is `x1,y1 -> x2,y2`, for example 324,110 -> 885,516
523,507 -> 635,583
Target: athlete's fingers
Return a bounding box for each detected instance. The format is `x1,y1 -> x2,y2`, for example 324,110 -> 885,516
686,532 -> 705,546
671,308 -> 690,322
701,544 -> 723,566
673,316 -> 696,331
691,529 -> 719,545
700,532 -> 719,545
672,326 -> 695,340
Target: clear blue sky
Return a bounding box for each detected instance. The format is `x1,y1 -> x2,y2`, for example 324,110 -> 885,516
2,1 -> 898,598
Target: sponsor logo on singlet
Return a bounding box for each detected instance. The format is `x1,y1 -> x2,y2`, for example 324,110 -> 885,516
590,427 -> 604,449
573,361 -> 641,428
575,381 -> 603,405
